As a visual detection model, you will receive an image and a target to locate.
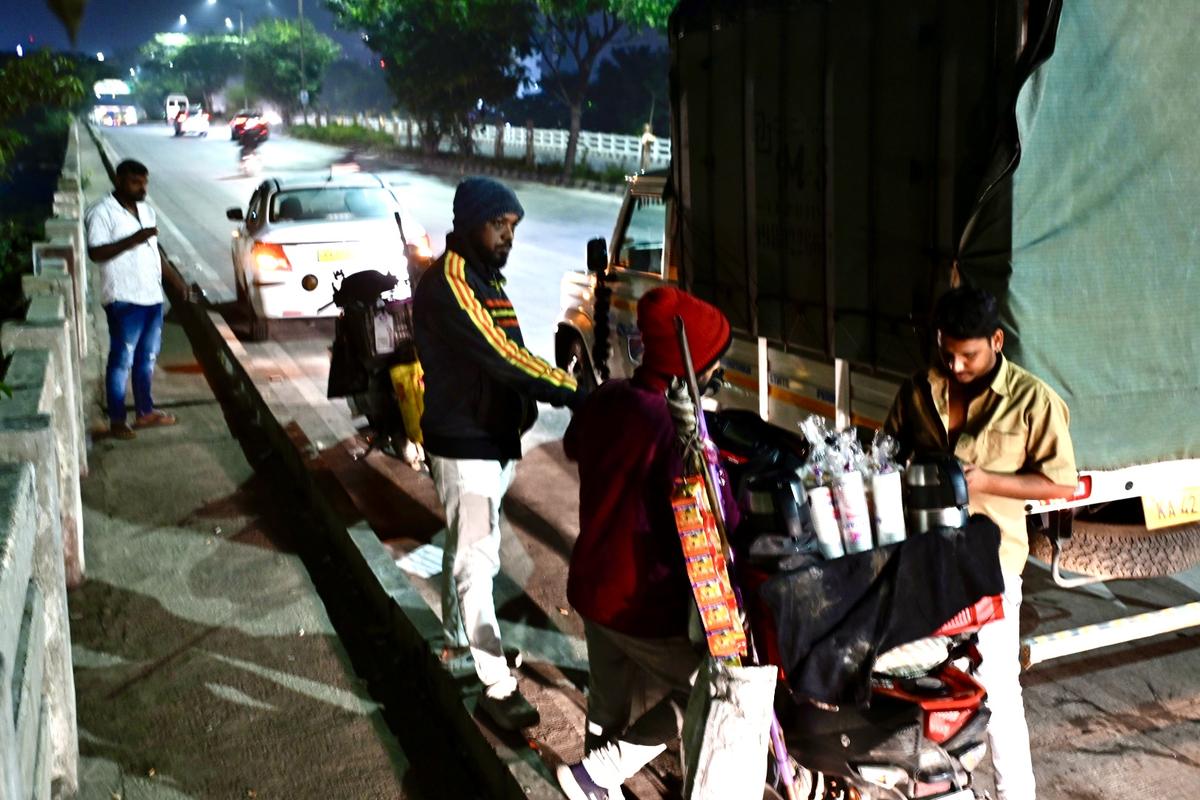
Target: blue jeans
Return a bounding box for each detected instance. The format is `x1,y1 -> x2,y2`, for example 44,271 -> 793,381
104,302 -> 164,422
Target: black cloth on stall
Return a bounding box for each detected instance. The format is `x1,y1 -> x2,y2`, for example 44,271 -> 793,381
759,515 -> 1004,707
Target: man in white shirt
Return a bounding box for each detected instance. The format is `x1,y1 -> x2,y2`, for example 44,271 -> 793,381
85,159 -> 177,439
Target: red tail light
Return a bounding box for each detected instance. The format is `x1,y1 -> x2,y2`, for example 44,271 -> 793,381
252,242 -> 291,271
1072,475 -> 1092,501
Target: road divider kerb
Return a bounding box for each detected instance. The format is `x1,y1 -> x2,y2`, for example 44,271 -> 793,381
85,122 -> 563,800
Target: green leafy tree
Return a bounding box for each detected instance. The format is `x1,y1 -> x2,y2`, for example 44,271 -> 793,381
533,0 -> 673,177
321,58 -> 393,115
173,36 -> 243,112
582,45 -> 668,135
245,18 -> 340,122
131,34 -> 190,117
0,52 -> 84,173
326,0 -> 536,155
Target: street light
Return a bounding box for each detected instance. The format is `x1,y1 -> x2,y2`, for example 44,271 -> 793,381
225,17 -> 234,29
179,14 -> 188,25
96,52 -> 105,62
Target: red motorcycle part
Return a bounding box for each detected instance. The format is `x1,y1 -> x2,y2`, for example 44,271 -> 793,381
873,664 -> 985,744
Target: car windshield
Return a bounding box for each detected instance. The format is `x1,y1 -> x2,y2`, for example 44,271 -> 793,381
269,186 -> 396,223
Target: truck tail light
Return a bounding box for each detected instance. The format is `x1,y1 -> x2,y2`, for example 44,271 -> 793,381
252,242 -> 291,271
1072,475 -> 1092,501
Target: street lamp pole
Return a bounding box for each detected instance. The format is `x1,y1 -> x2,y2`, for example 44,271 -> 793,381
239,8 -> 247,110
298,0 -> 308,125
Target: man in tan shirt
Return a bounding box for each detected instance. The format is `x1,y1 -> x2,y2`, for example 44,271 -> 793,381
884,286 -> 1077,800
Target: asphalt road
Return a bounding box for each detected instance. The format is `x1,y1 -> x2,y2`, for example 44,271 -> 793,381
94,122 -> 1200,799
98,123 -> 620,445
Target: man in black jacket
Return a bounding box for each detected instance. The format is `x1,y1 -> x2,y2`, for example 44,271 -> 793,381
414,177 -> 584,729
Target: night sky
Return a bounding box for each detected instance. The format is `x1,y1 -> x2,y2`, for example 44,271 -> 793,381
1,0 -> 366,60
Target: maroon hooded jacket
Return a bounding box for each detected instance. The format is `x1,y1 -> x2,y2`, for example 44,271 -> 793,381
563,368 -> 738,638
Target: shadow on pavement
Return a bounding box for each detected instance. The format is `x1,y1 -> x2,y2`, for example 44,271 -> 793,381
72,579 -> 415,798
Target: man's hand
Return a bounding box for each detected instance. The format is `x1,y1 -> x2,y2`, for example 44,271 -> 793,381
962,463 -> 991,495
963,463 -> 1076,501
88,227 -> 159,263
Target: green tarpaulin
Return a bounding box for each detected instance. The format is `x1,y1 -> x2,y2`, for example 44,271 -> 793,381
970,3 -> 1200,469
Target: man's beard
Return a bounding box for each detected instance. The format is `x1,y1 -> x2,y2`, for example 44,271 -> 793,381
469,232 -> 510,270
488,247 -> 510,269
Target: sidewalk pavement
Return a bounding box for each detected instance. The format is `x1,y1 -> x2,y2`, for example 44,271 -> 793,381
80,126 -> 681,798
70,136 -> 418,799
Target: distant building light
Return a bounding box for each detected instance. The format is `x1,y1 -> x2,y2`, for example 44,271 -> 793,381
129,67 -> 136,77
15,44 -> 23,57
96,52 -> 105,62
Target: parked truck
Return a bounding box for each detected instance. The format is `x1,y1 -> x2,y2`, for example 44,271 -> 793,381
556,0 -> 1200,654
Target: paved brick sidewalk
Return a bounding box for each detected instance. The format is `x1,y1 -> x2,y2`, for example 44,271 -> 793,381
70,136 -> 417,799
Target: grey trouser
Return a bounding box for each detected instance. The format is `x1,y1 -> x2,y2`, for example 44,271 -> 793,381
583,620 -> 702,753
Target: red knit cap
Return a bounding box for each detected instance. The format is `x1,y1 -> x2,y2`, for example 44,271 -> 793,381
637,286 -> 732,378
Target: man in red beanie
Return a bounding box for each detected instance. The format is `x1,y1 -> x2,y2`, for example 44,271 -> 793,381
557,286 -> 734,800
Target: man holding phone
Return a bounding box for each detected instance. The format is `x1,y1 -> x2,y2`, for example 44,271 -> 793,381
85,159 -> 177,439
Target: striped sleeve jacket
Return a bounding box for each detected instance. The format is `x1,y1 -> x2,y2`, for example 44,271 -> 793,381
412,245 -> 579,461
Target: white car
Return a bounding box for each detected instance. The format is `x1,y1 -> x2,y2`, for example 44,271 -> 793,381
174,104 -> 210,137
226,173 -> 432,340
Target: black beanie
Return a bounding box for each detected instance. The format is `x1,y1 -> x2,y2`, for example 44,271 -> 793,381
452,176 -> 525,233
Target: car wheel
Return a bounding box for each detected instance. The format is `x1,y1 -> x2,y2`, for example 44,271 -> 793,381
201,131 -> 208,137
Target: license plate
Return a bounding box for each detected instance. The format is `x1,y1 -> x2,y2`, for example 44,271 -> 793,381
317,248 -> 352,262
1141,487 -> 1200,530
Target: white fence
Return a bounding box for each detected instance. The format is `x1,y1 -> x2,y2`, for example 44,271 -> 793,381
0,119 -> 91,799
301,113 -> 672,173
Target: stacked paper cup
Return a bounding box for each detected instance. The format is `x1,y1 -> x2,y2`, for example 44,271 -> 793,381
870,470 -> 907,546
806,485 -> 845,559
833,471 -> 873,554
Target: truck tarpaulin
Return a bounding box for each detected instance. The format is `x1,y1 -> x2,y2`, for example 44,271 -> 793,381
965,2 -> 1200,469
671,1 -> 1200,470
669,0 -> 1030,379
